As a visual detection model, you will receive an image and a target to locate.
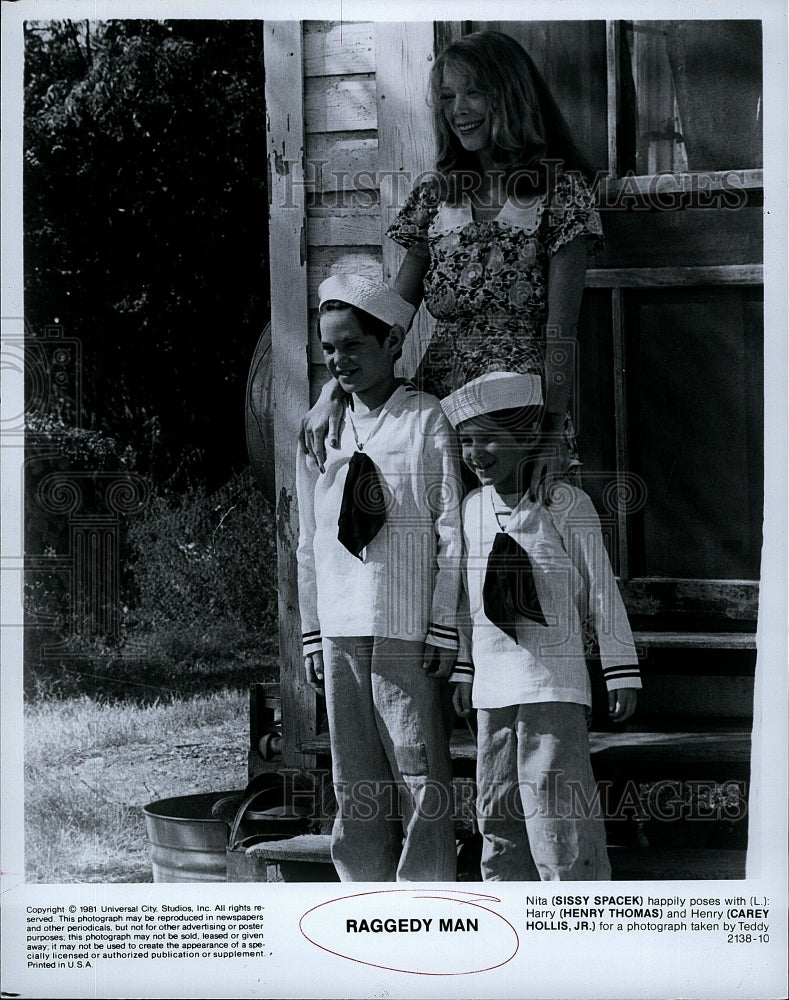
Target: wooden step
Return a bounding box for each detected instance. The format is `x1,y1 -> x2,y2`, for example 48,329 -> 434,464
242,835 -> 747,881
247,833 -> 334,864
634,675 -> 753,718
298,719 -> 752,768
633,631 -> 756,649
609,846 -> 746,880
246,834 -> 339,882
637,646 -> 756,676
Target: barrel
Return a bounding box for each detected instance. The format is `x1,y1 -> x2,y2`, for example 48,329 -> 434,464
245,322 -> 274,503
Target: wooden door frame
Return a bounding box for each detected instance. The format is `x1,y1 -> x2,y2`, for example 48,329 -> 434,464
265,22 -> 316,768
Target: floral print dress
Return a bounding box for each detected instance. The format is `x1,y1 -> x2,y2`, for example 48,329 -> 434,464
387,168 -> 603,463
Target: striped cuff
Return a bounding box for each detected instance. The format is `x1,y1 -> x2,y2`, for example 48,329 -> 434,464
449,660 -> 474,685
425,622 -> 459,649
426,622 -> 459,650
602,663 -> 641,690
302,630 -> 323,656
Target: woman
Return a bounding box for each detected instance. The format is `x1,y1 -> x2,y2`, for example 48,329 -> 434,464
302,30 -> 602,498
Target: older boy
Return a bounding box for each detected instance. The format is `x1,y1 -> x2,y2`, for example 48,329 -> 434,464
296,274 -> 463,881
442,371 -> 641,880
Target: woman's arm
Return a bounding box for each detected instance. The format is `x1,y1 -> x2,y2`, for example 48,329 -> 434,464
544,235 -> 588,418
393,246 -> 429,310
532,236 -> 588,500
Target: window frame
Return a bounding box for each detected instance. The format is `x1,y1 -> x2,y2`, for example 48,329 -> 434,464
600,20 -> 762,618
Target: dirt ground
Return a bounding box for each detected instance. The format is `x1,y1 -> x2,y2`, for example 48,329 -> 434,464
33,715 -> 251,884
104,717 -> 251,808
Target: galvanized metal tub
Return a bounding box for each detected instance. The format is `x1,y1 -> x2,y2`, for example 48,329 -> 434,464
143,790 -> 243,883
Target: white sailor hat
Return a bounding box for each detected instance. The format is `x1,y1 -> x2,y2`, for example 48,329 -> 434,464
318,274 -> 415,331
441,371 -> 543,428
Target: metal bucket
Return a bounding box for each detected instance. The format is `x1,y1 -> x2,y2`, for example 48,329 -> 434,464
143,790 -> 243,883
143,773 -> 317,882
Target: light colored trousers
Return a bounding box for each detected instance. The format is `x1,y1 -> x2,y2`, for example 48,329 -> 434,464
476,701 -> 612,880
323,636 -> 457,882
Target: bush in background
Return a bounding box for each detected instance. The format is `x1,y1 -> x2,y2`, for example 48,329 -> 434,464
126,468 -> 278,661
24,466 -> 279,703
22,20 -> 276,702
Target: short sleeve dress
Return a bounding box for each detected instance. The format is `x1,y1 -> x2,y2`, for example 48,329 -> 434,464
387,167 -> 603,463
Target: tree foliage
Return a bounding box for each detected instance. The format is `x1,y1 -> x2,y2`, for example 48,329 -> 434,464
24,20 -> 268,485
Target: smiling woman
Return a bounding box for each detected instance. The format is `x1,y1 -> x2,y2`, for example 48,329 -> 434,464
303,31 -> 602,505
438,67 -> 494,162
386,31 -> 602,502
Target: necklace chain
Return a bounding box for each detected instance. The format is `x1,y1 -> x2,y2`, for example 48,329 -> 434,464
347,409 -> 370,452
490,489 -> 511,531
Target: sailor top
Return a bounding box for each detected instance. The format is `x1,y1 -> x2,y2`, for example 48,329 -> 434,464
453,484 -> 641,709
296,382 -> 463,654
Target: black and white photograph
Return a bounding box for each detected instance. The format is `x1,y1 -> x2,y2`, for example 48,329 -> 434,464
1,1 -> 787,998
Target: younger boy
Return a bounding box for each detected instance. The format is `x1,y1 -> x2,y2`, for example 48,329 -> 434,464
296,274 -> 463,882
442,371 -> 641,881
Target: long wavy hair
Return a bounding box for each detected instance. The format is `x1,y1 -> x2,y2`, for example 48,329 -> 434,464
429,31 -> 595,196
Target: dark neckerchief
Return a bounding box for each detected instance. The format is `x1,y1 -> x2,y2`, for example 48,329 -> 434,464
336,393 -> 395,559
483,489 -> 548,639
337,451 -> 387,559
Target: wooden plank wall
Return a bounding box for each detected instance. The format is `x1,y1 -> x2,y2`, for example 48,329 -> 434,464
266,21 -> 438,765
303,21 -> 380,402
303,21 -> 437,396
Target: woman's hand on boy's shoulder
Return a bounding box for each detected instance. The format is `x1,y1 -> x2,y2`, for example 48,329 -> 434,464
299,379 -> 347,473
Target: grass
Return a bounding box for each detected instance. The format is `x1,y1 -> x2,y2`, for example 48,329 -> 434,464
24,685 -> 256,883
24,642 -> 278,705
21,467 -> 282,881
26,689 -> 249,752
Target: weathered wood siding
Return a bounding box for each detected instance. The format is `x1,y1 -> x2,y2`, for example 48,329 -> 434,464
303,21 -> 436,393
375,22 -> 436,378
303,21 -> 381,400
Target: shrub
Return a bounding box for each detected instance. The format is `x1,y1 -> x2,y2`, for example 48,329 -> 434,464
126,468 -> 278,654
24,466 -> 279,701
24,20 -> 268,484
23,415 -> 145,668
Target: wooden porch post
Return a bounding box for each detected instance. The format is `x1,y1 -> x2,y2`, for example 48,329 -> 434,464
264,22 -> 316,768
